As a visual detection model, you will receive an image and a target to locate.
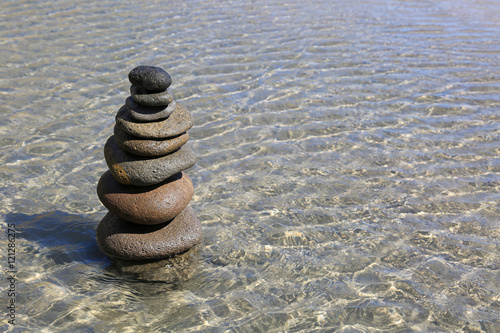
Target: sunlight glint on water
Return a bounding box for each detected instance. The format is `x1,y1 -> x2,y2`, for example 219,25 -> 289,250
0,0 -> 499,331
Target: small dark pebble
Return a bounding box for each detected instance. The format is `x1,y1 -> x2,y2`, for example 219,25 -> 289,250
129,65 -> 172,92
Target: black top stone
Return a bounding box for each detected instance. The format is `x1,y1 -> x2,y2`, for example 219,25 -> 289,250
129,66 -> 172,92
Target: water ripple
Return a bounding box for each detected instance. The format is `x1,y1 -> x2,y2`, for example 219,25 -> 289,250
1,0 -> 499,332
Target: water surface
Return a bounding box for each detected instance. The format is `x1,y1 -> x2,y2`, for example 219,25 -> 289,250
1,0 -> 499,332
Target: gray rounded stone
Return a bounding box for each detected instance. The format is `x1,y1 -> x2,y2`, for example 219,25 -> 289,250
115,104 -> 193,139
131,85 -> 173,106
114,125 -> 189,157
129,66 -> 172,93
104,135 -> 197,186
96,205 -> 202,260
126,96 -> 177,122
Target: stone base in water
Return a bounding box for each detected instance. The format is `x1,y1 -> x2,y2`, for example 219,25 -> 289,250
113,244 -> 201,283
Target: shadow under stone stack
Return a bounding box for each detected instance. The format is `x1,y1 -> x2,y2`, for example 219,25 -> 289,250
96,66 -> 202,280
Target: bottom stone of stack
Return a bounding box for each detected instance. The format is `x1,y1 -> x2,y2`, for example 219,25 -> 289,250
114,244 -> 201,283
96,205 -> 202,260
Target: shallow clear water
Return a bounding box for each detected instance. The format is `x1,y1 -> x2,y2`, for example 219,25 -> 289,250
1,0 -> 499,331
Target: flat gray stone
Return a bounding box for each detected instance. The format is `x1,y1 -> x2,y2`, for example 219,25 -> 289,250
114,125 -> 189,157
126,96 -> 176,122
129,66 -> 172,93
115,104 -> 193,139
104,135 -> 197,186
131,85 -> 173,106
96,205 -> 202,260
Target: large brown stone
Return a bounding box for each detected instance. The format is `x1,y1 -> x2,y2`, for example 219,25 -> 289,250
115,103 -> 193,139
114,125 -> 189,157
97,170 -> 193,225
104,135 -> 197,186
96,205 -> 202,260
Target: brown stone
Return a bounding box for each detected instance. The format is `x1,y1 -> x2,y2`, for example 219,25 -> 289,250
104,135 -> 197,186
96,205 -> 202,260
97,170 -> 193,225
114,125 -> 189,157
115,104 -> 193,139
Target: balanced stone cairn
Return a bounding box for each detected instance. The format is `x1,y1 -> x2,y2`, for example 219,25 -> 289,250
96,66 -> 202,281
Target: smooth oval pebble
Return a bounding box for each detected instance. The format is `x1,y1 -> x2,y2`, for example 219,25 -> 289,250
131,85 -> 173,106
104,135 -> 197,186
128,65 -> 172,92
114,125 -> 189,157
97,170 -> 194,225
96,205 -> 202,260
115,104 -> 193,139
126,96 -> 176,122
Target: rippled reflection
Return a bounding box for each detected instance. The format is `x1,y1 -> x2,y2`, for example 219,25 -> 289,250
1,0 -> 499,331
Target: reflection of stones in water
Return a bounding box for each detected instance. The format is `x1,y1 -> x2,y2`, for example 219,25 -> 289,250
268,230 -> 314,247
114,244 -> 201,283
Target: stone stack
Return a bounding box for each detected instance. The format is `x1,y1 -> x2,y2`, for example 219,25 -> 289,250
96,66 -> 202,276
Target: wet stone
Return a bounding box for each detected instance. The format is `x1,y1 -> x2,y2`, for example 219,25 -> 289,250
96,205 -> 202,260
114,244 -> 201,283
128,65 -> 172,93
115,104 -> 193,139
96,65 -> 202,273
104,135 -> 197,186
114,125 -> 189,157
126,96 -> 176,122
97,170 -> 193,225
131,85 -> 173,106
